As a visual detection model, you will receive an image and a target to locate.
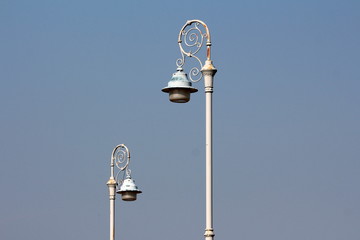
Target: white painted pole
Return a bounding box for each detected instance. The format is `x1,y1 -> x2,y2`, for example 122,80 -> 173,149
107,152 -> 117,240
202,61 -> 217,240
110,189 -> 116,240
107,178 -> 117,240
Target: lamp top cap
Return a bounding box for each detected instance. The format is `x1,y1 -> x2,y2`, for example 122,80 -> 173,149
117,177 -> 142,193
161,68 -> 198,93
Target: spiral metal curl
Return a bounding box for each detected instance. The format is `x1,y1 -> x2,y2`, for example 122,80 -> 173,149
190,66 -> 202,82
113,146 -> 130,171
111,144 -> 131,188
177,20 -> 212,82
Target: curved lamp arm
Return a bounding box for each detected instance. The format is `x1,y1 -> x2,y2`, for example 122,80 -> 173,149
176,19 -> 215,82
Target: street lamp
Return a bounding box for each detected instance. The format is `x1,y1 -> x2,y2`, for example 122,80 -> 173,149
106,144 -> 142,240
162,20 -> 217,240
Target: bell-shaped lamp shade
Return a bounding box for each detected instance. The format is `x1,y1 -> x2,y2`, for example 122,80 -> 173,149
162,68 -> 198,103
116,177 -> 142,201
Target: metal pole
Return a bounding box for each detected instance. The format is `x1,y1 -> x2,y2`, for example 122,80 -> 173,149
202,61 -> 217,240
110,189 -> 116,240
107,147 -> 117,240
107,177 -> 117,240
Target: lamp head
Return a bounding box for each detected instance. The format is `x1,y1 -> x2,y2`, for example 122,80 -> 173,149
162,68 -> 198,103
117,176 -> 142,201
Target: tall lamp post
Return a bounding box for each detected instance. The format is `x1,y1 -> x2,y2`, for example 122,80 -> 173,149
162,20 -> 217,240
106,144 -> 142,240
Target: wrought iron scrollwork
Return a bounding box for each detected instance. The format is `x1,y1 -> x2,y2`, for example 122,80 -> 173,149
111,144 -> 131,189
113,145 -> 129,171
176,20 -> 212,82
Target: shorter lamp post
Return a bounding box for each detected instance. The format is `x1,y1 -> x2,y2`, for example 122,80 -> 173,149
106,144 -> 142,240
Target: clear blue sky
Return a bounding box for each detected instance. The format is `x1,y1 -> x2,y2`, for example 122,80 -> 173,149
1,0 -> 359,240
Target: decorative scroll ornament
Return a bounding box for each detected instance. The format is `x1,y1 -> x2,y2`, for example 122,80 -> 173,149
113,145 -> 130,171
176,20 -> 212,82
111,144 -> 132,188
